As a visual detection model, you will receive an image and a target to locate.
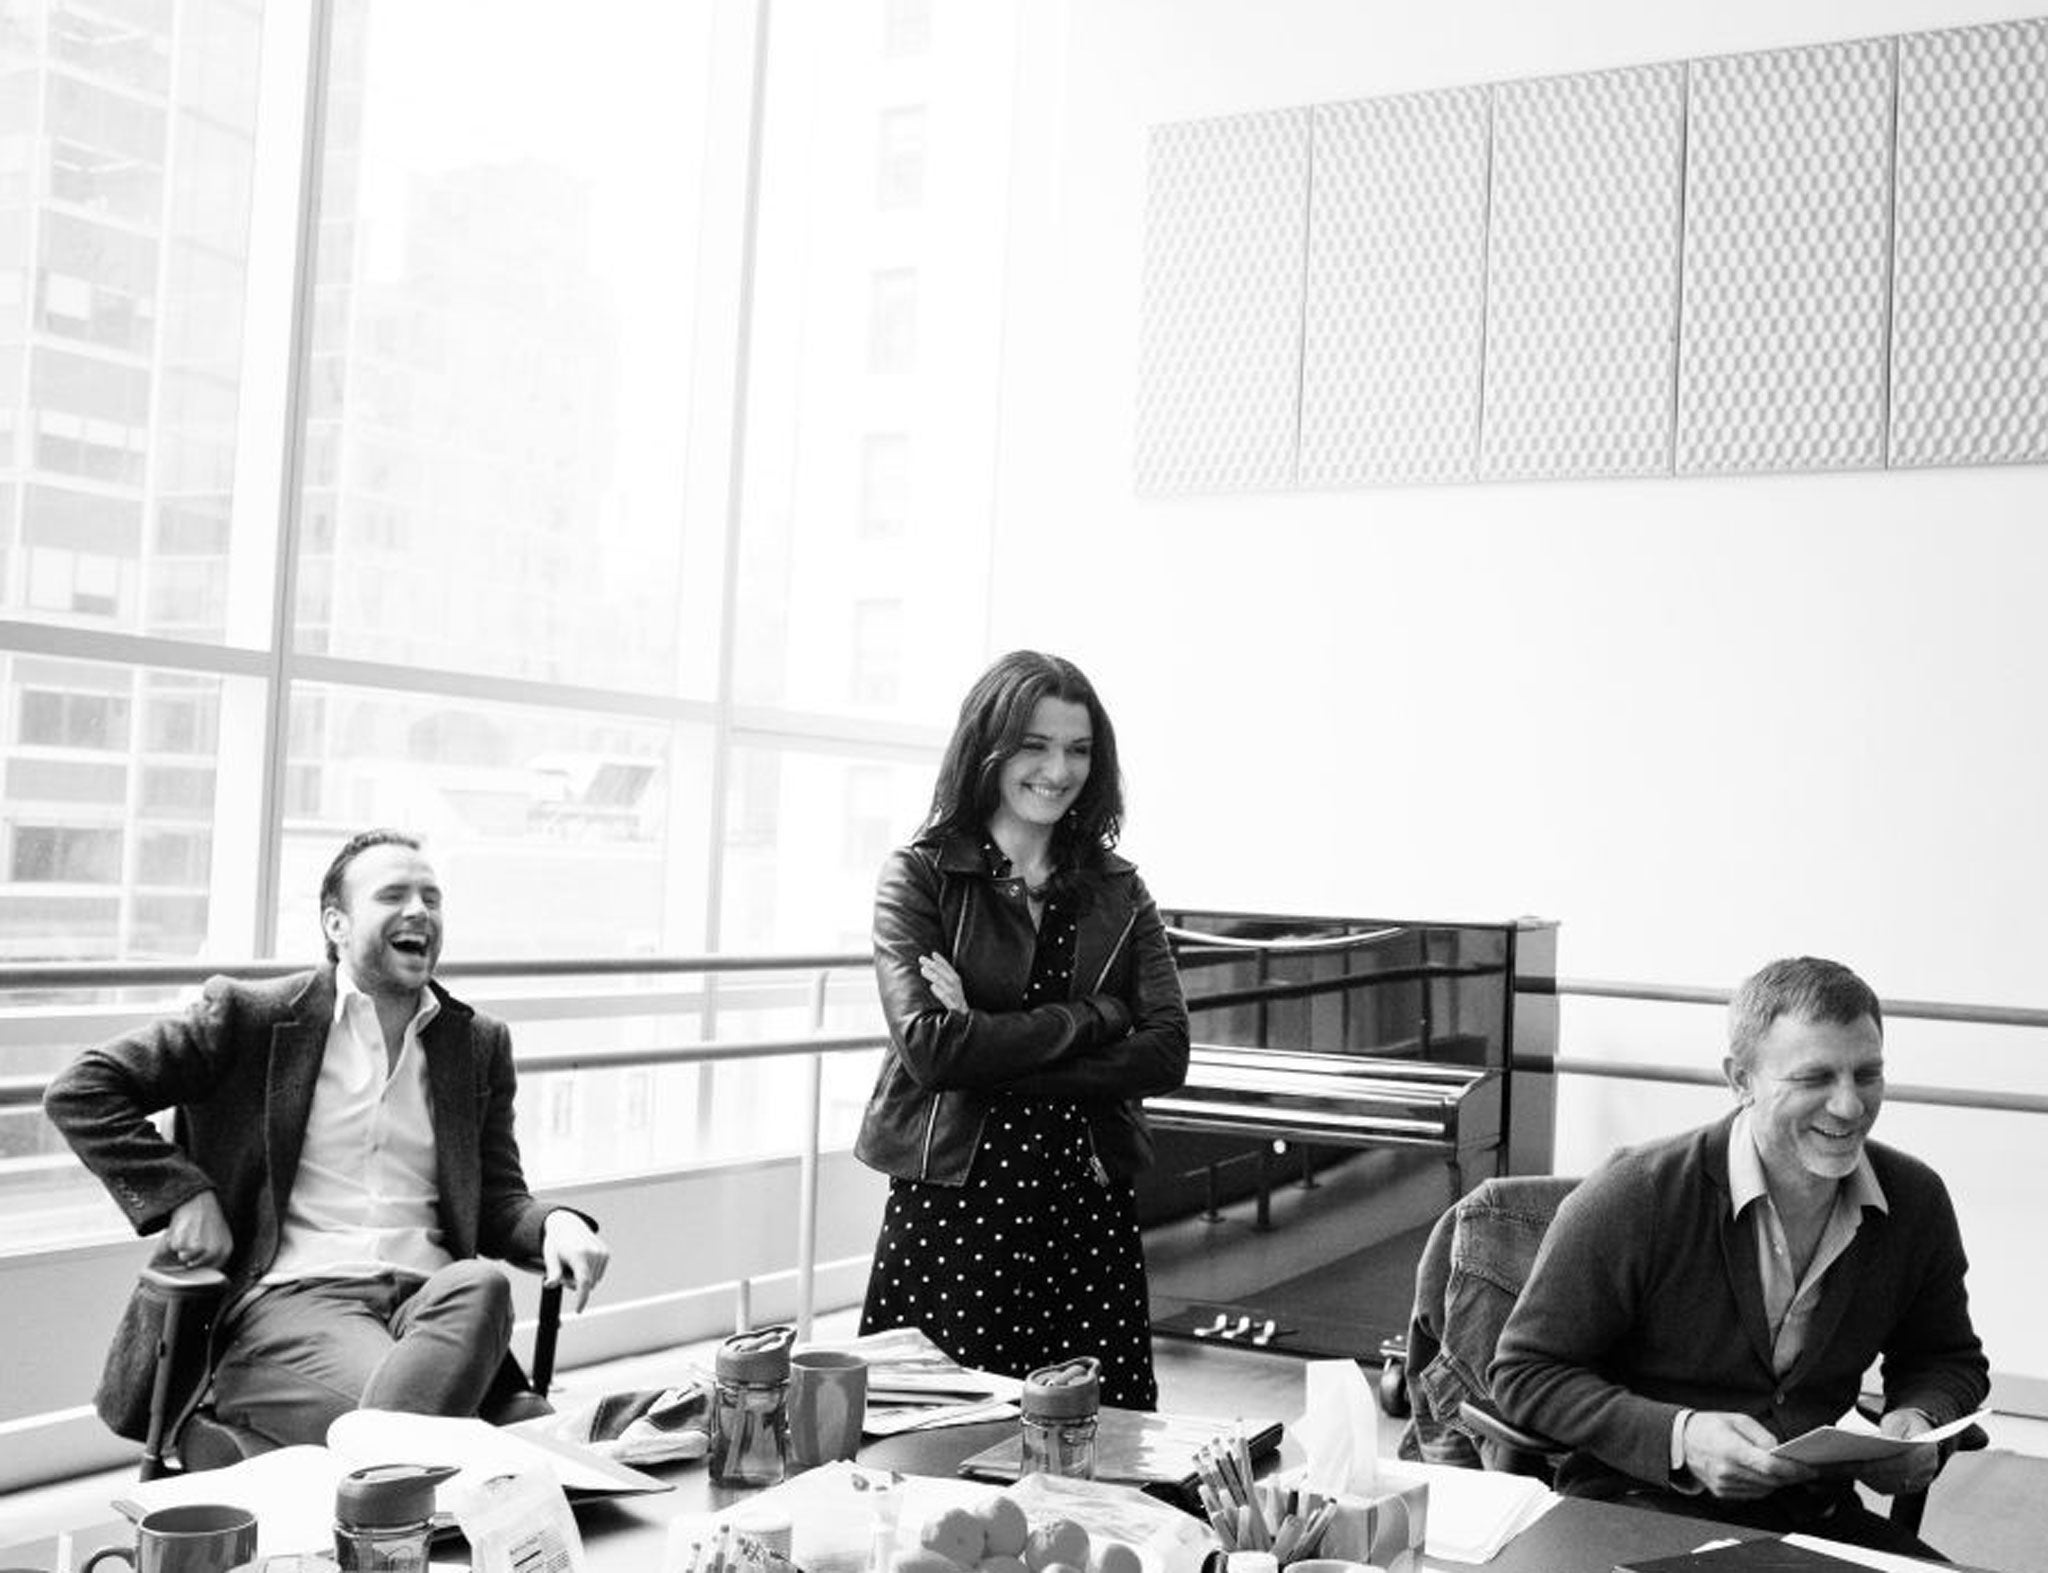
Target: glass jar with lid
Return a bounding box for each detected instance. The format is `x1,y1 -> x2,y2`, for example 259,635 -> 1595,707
1019,1355 -> 1100,1480
709,1324 -> 795,1487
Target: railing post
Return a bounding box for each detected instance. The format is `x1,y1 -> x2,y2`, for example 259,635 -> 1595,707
795,970 -> 828,1341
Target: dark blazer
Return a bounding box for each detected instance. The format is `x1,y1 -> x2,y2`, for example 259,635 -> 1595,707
1490,1112 -> 1989,1497
854,831 -> 1190,1185
43,967 -> 569,1439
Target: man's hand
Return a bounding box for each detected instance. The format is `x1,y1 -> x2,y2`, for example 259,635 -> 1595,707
1858,1408 -> 1940,1497
1680,1411 -> 1818,1499
919,953 -> 967,1012
162,1191 -> 232,1268
542,1210 -> 610,1313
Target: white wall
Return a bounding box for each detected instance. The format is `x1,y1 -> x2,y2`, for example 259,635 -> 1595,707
989,0 -> 2048,1395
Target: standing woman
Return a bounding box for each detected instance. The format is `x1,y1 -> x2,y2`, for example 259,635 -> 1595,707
856,651 -> 1190,1409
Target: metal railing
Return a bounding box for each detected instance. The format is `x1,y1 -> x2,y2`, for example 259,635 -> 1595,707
0,949 -> 877,1338
9,954 -> 2046,1331
1518,975 -> 2048,1118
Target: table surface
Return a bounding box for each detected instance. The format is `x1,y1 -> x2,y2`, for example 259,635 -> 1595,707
0,1337 -> 1956,1573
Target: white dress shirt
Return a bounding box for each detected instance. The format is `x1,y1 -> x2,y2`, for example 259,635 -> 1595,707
261,966 -> 454,1284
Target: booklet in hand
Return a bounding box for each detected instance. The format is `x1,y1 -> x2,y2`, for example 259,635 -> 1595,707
1768,1408 -> 1987,1468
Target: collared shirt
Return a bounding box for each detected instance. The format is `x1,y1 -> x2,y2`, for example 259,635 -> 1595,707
1670,1112 -> 1887,1481
261,967 -> 453,1284
1727,1107 -> 1887,1376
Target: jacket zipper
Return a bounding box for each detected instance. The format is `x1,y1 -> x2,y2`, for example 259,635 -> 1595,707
1084,1122 -> 1110,1188
919,1094 -> 941,1181
1091,911 -> 1138,991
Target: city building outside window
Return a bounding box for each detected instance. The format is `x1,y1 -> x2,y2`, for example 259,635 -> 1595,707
0,0 -> 1018,1255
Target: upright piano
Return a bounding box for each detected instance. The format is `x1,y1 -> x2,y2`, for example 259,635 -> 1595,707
1137,910 -> 1558,1360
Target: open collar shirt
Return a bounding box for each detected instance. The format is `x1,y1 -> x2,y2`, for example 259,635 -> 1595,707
1670,1110 -> 1888,1480
1727,1107 -> 1887,1377
261,965 -> 454,1284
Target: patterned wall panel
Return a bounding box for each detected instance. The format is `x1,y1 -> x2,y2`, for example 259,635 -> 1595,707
1892,18 -> 2048,468
1299,89 -> 1490,486
1135,110 -> 1310,494
1677,39 -> 1895,474
1480,64 -> 1685,481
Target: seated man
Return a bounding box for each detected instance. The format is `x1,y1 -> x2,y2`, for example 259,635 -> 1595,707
46,828 -> 611,1449
1491,956 -> 1987,1557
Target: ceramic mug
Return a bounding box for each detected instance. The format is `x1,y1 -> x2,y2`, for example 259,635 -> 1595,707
84,1506 -> 259,1573
1284,1561 -> 1381,1573
786,1349 -> 868,1469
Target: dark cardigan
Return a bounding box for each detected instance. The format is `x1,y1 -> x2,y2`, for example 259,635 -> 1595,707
1490,1112 -> 1988,1496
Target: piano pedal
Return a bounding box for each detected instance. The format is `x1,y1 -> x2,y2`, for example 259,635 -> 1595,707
1193,1311 -> 1230,1338
1216,1314 -> 1253,1341
1250,1318 -> 1278,1346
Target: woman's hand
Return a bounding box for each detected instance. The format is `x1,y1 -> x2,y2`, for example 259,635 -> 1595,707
919,952 -> 967,1012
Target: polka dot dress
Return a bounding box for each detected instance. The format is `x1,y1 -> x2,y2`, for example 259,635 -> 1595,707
860,845 -> 1159,1411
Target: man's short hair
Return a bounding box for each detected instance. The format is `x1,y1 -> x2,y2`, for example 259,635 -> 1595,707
318,828 -> 423,963
1727,956 -> 1883,1070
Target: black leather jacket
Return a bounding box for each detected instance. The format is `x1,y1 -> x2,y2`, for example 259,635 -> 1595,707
854,831 -> 1191,1186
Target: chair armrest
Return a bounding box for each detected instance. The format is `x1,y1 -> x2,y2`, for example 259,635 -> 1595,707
1456,1397 -> 1569,1459
139,1263 -> 229,1299
500,1253 -> 563,1395
1377,1335 -> 1413,1419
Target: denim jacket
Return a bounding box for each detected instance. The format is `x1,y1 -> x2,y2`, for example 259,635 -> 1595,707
1400,1175 -> 1581,1467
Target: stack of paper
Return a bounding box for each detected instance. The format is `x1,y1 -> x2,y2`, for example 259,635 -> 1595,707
116,1412 -> 667,1555
1377,1459 -> 1555,1564
833,1326 -> 1022,1435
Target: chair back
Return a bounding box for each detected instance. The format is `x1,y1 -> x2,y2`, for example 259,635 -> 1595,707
1399,1175 -> 1579,1472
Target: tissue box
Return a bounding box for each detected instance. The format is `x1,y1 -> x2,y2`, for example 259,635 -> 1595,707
1311,1478 -> 1428,1573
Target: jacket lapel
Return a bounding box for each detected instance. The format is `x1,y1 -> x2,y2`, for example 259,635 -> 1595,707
1071,851 -> 1138,997
265,970 -> 333,1240
422,987 -> 481,1259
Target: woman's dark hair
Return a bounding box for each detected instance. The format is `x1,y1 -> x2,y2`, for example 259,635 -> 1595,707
923,651 -> 1124,883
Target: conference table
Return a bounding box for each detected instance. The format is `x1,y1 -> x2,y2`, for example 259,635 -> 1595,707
543,1338 -> 1907,1573
3,1340 -> 1966,1573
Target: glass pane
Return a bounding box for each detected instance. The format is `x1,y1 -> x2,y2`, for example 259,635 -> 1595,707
277,682 -> 712,961
295,0 -> 718,694
277,681 -> 717,1188
732,0 -> 1011,722
0,653 -> 257,961
709,743 -> 930,1161
0,0 -> 271,643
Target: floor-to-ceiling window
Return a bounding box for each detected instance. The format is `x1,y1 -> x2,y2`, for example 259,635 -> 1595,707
0,0 -> 1020,1252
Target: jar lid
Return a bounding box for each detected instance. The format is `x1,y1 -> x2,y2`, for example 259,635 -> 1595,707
1022,1355 -> 1100,1419
716,1324 -> 795,1383
333,1463 -> 458,1529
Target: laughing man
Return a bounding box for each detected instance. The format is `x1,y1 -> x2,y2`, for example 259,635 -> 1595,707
46,828 -> 609,1449
1490,956 -> 1987,1558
